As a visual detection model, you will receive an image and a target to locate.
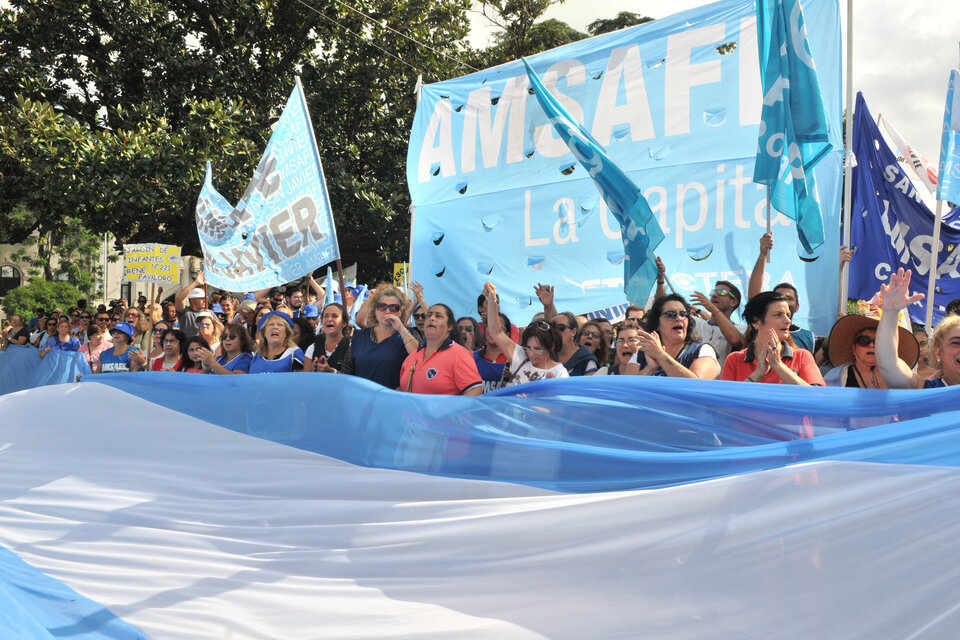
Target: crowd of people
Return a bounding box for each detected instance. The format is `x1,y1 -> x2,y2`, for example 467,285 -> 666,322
2,234 -> 959,394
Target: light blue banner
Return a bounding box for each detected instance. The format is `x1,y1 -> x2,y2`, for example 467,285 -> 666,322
938,68 -> 960,205
523,58 -> 664,306
196,81 -> 340,291
407,0 -> 842,334
753,0 -> 831,253
0,345 -> 91,397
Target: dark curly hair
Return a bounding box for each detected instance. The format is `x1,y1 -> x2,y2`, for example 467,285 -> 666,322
642,294 -> 699,345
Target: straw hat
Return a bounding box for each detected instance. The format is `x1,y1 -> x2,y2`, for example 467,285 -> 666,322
827,314 -> 918,368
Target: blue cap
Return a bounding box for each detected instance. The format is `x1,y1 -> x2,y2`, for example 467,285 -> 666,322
211,303 -> 224,314
301,304 -> 319,318
243,293 -> 257,301
257,310 -> 293,333
333,293 -> 342,304
110,322 -> 135,338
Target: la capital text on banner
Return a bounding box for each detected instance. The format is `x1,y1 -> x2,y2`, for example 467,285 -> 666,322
937,67 -> 960,205
406,0 -> 843,334
752,0 -> 831,254
848,92 -> 960,326
195,82 -> 340,291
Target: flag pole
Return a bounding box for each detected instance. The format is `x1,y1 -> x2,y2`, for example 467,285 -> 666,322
765,187 -> 771,264
924,199 -> 945,334
839,0 -> 854,316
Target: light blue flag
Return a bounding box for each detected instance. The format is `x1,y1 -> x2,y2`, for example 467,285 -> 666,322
754,0 -> 832,254
324,266 -> 335,307
196,80 -> 340,291
937,66 -> 960,205
522,59 -> 664,307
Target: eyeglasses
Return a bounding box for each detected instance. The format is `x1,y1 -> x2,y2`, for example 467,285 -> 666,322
661,310 -> 690,320
553,322 -> 574,332
854,335 -> 875,347
413,313 -> 426,321
162,338 -> 180,344
377,303 -> 401,313
224,333 -> 239,340
581,330 -> 601,339
616,337 -> 641,345
459,325 -> 475,333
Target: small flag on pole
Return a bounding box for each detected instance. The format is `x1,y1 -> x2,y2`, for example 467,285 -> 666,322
522,59 -> 664,307
936,56 -> 960,205
753,0 -> 833,254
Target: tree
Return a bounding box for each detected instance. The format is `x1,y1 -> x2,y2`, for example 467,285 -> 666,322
587,11 -> 653,36
1,279 -> 84,319
7,216 -> 108,296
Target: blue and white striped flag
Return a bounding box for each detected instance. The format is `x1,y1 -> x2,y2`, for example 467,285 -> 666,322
522,59 -> 664,307
937,63 -> 960,205
754,0 -> 832,254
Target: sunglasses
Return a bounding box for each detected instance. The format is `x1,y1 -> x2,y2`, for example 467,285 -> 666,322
854,335 -> 876,347
661,310 -> 690,320
80,315 -> 91,320
413,313 -> 426,321
377,303 -> 401,313
223,333 -> 239,340
152,328 -> 166,334
581,330 -> 601,339
710,288 -> 735,298
554,322 -> 574,332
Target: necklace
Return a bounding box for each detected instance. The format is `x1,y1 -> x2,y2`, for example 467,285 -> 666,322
852,365 -> 879,389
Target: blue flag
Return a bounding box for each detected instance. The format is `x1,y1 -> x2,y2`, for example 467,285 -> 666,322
937,67 -> 960,205
754,0 -> 832,254
848,92 -> 960,325
522,59 -> 664,307
324,266 -> 335,306
196,80 -> 340,291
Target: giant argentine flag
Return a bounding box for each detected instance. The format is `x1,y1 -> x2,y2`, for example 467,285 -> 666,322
3,374 -> 960,638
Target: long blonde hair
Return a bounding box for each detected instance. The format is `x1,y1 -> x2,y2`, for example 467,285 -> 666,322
364,284 -> 409,327
256,314 -> 297,357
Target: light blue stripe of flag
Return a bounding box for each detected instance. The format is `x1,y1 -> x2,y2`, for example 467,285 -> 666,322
754,0 -> 832,254
937,66 -> 960,204
324,266 -> 335,306
521,59 -> 664,307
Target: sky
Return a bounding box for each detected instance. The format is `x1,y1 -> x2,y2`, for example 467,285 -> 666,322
468,0 -> 960,163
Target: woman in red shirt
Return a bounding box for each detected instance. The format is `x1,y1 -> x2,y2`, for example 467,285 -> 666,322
721,291 -> 824,385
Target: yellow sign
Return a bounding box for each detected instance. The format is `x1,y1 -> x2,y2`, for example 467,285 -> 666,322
393,262 -> 410,287
123,244 -> 182,284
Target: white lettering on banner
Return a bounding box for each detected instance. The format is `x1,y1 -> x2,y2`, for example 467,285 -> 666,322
875,262 -> 892,281
534,61 -> 587,158
882,163 -> 924,205
591,45 -> 656,145
418,99 -> 455,182
563,276 -> 624,293
738,17 -> 762,127
461,76 -> 529,173
715,163 -> 726,228
524,190 -> 549,247
663,24 -> 725,136
879,199 -> 911,265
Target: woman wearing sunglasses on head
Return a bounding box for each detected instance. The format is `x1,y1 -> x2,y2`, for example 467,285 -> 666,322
721,291 -> 823,385
341,284 -> 419,388
197,322 -> 253,374
483,281 -> 568,386
625,294 -> 719,379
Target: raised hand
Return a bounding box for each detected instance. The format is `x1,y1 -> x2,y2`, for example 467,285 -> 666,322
759,232 -> 773,253
534,283 -> 554,306
879,268 -> 924,312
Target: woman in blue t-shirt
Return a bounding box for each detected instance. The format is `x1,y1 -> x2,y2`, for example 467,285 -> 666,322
341,284 -> 419,388
199,322 -> 253,374
249,311 -> 304,374
39,316 -> 80,358
96,322 -> 147,373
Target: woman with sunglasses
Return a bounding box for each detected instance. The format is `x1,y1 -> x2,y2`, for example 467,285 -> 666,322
96,322 -> 146,373
824,313 -> 918,388
34,317 -> 58,348
152,329 -> 184,371
342,284 -> 419,388
39,316 -> 81,358
626,294 -> 719,379
484,281 -> 568,385
576,321 -> 611,368
147,321 -> 171,367
196,323 -> 254,374
551,311 -> 598,375
721,291 -> 823,385
455,316 -> 481,351
306,303 -> 353,374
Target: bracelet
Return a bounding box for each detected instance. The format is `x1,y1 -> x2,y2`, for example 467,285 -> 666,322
657,279 -> 665,284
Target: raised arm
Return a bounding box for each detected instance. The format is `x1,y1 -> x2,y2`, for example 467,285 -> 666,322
691,292 -> 743,350
876,268 -> 925,389
306,274 -> 325,301
748,232 -> 773,299
654,257 -> 667,300
486,281 -> 518,361
534,283 -> 558,320
175,271 -> 204,312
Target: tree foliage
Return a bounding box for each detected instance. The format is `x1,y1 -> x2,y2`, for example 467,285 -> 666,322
587,11 -> 654,36
1,279 -> 84,319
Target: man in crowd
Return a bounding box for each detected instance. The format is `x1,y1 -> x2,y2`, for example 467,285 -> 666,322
174,271 -> 207,338
690,280 -> 745,367
748,232 -> 815,351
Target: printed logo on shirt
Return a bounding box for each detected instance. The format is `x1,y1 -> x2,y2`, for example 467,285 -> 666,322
426,368 -> 438,380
